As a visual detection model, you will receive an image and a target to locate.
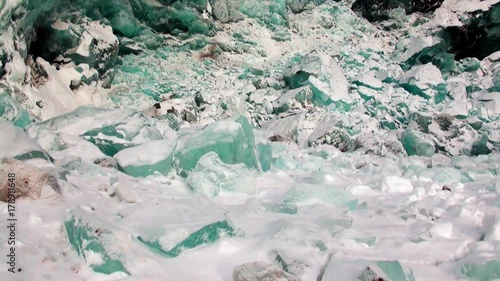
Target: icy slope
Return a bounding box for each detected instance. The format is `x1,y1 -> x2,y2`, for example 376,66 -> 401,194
0,0 -> 499,281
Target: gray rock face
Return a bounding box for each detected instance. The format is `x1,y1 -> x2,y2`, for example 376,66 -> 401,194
209,0 -> 244,23
0,158 -> 61,202
233,261 -> 301,281
287,0 -> 328,14
351,0 -> 444,22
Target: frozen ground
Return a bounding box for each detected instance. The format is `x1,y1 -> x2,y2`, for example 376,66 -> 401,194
0,0 -> 499,281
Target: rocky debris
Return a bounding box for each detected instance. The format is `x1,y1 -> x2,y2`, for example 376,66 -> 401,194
233,261 -> 301,281
351,0 -> 445,22
441,3 -> 500,60
0,158 -> 61,202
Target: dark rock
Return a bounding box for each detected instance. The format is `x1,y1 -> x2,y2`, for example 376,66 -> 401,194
351,0 -> 444,22
439,3 -> 500,60
435,113 -> 454,131
287,0 -> 328,14
268,135 -> 291,142
70,80 -> 81,90
233,261 -> 300,281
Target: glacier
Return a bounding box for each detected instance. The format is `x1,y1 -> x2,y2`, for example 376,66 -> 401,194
0,0 -> 500,280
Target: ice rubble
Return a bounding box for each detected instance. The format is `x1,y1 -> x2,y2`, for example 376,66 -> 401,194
186,152 -> 258,196
0,0 -> 499,281
174,115 -> 271,177
283,50 -> 351,106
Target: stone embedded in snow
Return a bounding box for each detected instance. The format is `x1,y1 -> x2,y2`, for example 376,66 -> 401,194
114,139 -> 177,177
0,158 -> 61,201
233,261 -> 300,281
287,0 -> 326,13
284,50 -> 350,106
174,115 -> 270,177
400,129 -> 436,157
399,63 -> 446,100
0,120 -> 50,161
186,152 -> 257,196
209,0 -> 244,23
382,175 -> 414,193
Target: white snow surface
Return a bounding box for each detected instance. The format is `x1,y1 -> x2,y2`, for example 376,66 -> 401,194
114,139 -> 177,167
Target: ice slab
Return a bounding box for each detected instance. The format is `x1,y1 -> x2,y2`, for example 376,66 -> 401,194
174,115 -> 270,177
114,139 -> 177,177
64,208 -> 130,275
0,120 -> 50,161
0,93 -> 31,128
461,260 -> 500,281
186,152 -> 257,196
27,106 -> 167,157
382,176 -> 414,193
399,63 -> 445,100
283,183 -> 358,210
401,129 -> 436,157
284,50 -> 350,106
117,198 -> 237,257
